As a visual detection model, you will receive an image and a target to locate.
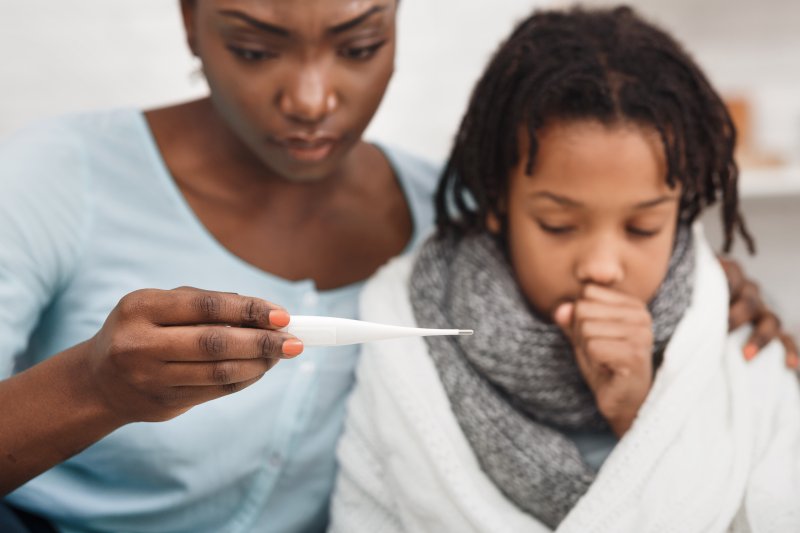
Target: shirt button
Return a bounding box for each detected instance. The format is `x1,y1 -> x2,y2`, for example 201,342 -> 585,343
302,292 -> 319,308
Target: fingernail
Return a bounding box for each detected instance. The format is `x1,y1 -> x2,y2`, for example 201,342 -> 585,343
790,354 -> 799,369
269,310 -> 290,328
282,339 -> 304,357
743,344 -> 757,361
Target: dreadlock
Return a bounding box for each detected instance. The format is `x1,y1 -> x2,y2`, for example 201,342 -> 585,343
436,5 -> 754,254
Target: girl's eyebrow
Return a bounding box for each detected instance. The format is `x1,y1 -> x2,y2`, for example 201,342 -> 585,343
529,191 -> 582,207
217,5 -> 386,38
633,195 -> 679,209
529,191 -> 678,209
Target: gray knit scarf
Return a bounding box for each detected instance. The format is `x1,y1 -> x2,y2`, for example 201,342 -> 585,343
409,225 -> 694,528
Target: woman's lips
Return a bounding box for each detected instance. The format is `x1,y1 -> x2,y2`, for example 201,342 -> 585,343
272,135 -> 339,162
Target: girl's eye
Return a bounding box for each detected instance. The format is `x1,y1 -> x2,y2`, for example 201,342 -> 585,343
228,46 -> 277,62
538,221 -> 575,235
627,226 -> 661,237
339,40 -> 387,61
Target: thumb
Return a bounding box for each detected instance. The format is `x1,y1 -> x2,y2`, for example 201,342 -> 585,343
553,302 -> 574,334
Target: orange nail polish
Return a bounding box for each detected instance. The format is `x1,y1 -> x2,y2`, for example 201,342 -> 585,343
269,310 -> 290,328
790,354 -> 799,369
743,344 -> 757,360
282,339 -> 304,357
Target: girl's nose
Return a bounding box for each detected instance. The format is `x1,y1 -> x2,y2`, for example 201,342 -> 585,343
575,241 -> 625,287
278,65 -> 338,124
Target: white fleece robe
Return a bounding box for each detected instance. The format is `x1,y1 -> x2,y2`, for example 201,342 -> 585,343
329,229 -> 800,533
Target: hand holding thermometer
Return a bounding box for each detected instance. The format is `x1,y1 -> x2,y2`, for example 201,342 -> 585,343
280,315 -> 473,347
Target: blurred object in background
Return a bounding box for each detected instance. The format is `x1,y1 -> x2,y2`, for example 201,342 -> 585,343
726,95 -> 785,169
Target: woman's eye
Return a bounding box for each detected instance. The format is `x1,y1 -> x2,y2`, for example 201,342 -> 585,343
538,221 -> 575,235
228,46 -> 277,62
339,41 -> 387,61
627,226 -> 660,237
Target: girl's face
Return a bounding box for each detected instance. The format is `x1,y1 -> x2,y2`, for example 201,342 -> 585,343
503,120 -> 682,319
182,0 -> 396,182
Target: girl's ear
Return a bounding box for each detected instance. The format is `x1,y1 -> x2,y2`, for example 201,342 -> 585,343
486,211 -> 502,234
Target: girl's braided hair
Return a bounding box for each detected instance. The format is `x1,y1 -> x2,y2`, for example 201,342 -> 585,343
436,5 -> 754,253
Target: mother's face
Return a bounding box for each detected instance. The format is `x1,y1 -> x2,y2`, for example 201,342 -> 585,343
181,0 -> 397,181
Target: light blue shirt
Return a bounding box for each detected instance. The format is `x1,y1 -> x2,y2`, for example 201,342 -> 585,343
0,110 -> 437,533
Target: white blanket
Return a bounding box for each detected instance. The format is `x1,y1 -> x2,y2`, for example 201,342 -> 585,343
329,230 -> 800,533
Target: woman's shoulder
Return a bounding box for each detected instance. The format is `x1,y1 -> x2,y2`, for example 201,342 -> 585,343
0,112 -> 147,320
3,108 -> 144,143
375,143 -> 441,206
0,109 -> 147,177
377,143 -> 441,184
0,108 -> 162,276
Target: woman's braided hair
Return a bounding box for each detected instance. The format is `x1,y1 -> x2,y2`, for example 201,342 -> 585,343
436,5 -> 754,253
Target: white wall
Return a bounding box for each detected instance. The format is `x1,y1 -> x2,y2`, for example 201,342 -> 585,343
367,0 -> 539,160
0,1 -> 205,134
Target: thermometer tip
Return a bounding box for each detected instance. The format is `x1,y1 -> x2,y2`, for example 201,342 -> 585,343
458,329 -> 474,336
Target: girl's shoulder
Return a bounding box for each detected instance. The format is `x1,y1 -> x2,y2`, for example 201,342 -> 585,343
360,251 -> 419,330
729,326 -> 794,403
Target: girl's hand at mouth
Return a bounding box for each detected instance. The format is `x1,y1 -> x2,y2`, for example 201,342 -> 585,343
554,284 -> 654,437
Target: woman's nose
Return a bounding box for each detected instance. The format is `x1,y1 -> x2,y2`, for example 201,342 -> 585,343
575,241 -> 625,287
278,65 -> 338,124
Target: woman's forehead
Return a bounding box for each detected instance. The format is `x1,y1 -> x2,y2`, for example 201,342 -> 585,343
208,0 -> 394,27
203,0 -> 396,41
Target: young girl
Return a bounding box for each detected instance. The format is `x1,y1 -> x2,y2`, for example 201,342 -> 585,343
330,6 -> 800,532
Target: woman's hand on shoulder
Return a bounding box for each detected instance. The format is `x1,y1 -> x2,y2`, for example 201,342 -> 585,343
554,284 -> 654,438
719,257 -> 799,368
84,287 -> 303,424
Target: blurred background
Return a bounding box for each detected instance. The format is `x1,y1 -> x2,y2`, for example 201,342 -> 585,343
1,0 -> 798,336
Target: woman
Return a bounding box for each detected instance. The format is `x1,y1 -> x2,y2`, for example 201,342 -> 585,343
0,1 -> 793,532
